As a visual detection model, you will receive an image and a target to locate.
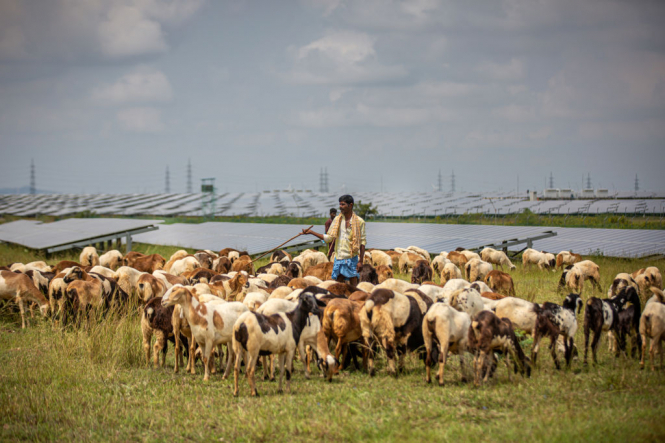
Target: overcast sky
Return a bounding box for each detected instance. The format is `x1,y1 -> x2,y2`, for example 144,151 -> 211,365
1,0 -> 664,195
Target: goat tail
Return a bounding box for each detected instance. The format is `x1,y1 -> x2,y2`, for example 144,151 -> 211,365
651,287 -> 665,303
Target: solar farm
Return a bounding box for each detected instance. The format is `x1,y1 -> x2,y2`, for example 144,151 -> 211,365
1,190 -> 665,218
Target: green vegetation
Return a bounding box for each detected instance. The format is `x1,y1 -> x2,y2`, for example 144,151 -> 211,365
1,242 -> 664,441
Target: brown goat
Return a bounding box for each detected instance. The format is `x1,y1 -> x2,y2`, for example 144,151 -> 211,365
485,270 -> 516,297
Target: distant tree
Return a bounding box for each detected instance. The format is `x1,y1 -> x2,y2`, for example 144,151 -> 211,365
355,200 -> 378,219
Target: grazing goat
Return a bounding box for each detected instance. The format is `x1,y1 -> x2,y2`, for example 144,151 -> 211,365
469,311 -> 531,386
640,288 -> 665,370
446,252 -> 469,278
411,260 -> 433,285
522,249 -> 556,271
137,273 -> 168,303
583,288 -> 634,364
232,291 -> 322,396
304,262 -> 334,281
370,250 -> 392,269
99,250 -> 123,271
441,263 -> 462,285
399,251 -> 425,274
142,297 -> 188,369
317,297 -> 367,381
0,270 -> 50,328
465,258 -> 493,283
359,263 -> 379,285
423,303 -> 471,385
532,294 -> 582,368
485,270 -> 516,297
449,287 -> 484,319
161,285 -> 248,381
80,246 -> 99,267
556,251 -> 582,270
480,248 -> 516,271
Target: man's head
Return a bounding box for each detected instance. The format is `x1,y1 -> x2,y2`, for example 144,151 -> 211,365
329,208 -> 337,218
338,195 -> 354,215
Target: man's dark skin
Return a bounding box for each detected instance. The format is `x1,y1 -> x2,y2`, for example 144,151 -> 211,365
302,200 -> 365,286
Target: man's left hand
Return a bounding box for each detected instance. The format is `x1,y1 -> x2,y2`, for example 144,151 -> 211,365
356,261 -> 363,272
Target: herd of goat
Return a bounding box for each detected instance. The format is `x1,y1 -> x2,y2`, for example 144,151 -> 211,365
1,244 -> 664,396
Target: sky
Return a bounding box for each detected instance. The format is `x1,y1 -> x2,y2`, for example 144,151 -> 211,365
0,0 -> 664,195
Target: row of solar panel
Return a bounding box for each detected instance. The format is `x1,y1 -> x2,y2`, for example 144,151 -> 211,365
1,192 -> 664,218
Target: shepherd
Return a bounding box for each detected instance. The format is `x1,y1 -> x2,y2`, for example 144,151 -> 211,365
301,194 -> 366,286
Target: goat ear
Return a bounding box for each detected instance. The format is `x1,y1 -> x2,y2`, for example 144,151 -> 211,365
576,298 -> 583,315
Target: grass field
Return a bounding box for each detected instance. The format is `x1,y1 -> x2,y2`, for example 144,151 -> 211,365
1,242 -> 664,441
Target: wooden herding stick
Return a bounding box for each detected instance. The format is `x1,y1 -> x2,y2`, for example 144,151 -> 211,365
251,225 -> 313,263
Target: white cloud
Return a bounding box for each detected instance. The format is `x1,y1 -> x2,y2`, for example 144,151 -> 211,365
117,107 -> 165,132
91,67 -> 173,105
98,5 -> 169,57
287,30 -> 408,85
297,103 -> 453,128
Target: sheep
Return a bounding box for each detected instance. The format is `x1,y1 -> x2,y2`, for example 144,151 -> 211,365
522,249 -> 556,271
137,273 -> 168,303
583,287 -> 635,365
449,287 -> 484,318
113,266 -> 146,301
480,248 -> 516,271
465,258 -> 493,283
469,311 -> 531,386
422,303 -> 471,385
232,291 -> 322,396
411,260 -> 433,285
532,293 -> 582,368
170,256 -> 201,276
80,246 -> 99,267
399,251 -> 425,274
448,251 -> 469,277
359,288 -> 428,377
161,285 -> 248,381
256,293 -> 325,380
406,246 -> 430,262
556,251 -> 582,270
164,250 -> 190,272
141,297 -> 188,369
317,297 -> 366,381
370,250 -> 392,269
640,288 -> 665,370
485,270 -> 516,297
0,270 -> 50,328
431,255 -> 450,279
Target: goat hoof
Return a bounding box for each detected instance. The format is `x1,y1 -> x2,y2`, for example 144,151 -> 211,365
438,382 -> 445,387
277,389 -> 283,394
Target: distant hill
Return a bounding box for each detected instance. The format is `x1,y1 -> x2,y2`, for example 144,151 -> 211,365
0,186 -> 57,194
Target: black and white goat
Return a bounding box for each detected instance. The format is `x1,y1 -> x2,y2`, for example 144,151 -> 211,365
232,291 -> 322,397
583,287 -> 636,364
532,293 -> 582,369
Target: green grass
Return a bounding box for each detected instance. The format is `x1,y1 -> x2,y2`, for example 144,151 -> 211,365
1,244 -> 664,441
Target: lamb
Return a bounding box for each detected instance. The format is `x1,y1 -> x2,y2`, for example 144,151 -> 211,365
141,297 -> 188,369
317,297 -> 366,381
465,258 -> 493,283
640,287 -> 665,371
80,246 -> 99,267
161,285 -> 248,381
422,303 -> 471,385
0,270 -> 50,328
232,291 -> 322,396
480,248 -> 516,271
522,249 -> 556,271
485,270 -> 516,297
556,251 -> 582,270
469,311 -> 531,386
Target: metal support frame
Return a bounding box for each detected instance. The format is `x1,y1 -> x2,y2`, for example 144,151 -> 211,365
46,226 -> 158,253
470,230 -> 558,256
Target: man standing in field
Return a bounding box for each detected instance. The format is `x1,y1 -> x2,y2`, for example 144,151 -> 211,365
324,208 -> 337,233
302,195 -> 366,286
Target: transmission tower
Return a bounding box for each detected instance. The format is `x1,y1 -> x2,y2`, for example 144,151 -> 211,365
319,168 -> 329,193
450,170 -> 456,193
186,158 -> 192,193
586,173 -> 592,189
549,172 -> 554,189
165,166 -> 170,193
437,170 -> 442,192
30,159 -> 35,195
635,174 -> 639,192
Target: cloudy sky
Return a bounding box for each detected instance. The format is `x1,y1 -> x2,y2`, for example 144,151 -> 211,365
1,0 -> 664,195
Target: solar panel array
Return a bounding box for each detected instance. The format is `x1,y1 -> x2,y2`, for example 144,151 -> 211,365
133,221 -> 665,258
0,218 -> 162,250
1,192 -> 664,217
